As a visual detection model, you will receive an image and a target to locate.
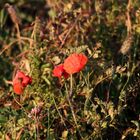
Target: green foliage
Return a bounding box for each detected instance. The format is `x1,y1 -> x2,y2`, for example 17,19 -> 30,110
0,0 -> 140,139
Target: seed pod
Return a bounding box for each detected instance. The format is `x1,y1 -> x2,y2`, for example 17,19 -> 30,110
135,8 -> 140,23
119,34 -> 133,55
5,3 -> 21,25
95,0 -> 105,14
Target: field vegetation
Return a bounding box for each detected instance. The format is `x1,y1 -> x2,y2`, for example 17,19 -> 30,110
0,0 -> 140,139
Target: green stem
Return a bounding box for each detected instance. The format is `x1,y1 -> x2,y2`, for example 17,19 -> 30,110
65,75 -> 84,139
70,74 -> 73,97
52,96 -> 68,130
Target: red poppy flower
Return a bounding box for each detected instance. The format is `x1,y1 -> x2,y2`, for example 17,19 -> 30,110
52,64 -> 69,78
13,71 -> 32,95
15,71 -> 25,79
13,81 -> 24,95
22,76 -> 32,87
63,53 -> 88,74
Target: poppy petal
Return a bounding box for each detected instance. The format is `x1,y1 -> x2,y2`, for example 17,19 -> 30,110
13,71 -> 32,95
22,76 -> 32,87
13,82 -> 24,95
16,71 -> 26,79
79,54 -> 88,69
64,54 -> 80,74
52,64 -> 64,78
64,53 -> 88,74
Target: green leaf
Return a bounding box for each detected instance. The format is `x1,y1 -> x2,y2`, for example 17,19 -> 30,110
0,115 -> 7,123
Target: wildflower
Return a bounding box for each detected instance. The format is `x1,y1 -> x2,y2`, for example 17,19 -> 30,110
30,106 -> 41,115
63,53 -> 88,74
52,64 -> 69,79
13,71 -> 32,95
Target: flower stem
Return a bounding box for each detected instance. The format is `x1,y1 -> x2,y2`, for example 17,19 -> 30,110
66,74 -> 84,139
70,74 -> 73,97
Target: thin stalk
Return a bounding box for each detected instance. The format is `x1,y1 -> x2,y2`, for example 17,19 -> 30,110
16,23 -> 22,50
12,93 -> 28,116
65,75 -> 84,139
70,74 -> 73,97
47,108 -> 50,139
52,96 -> 68,131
